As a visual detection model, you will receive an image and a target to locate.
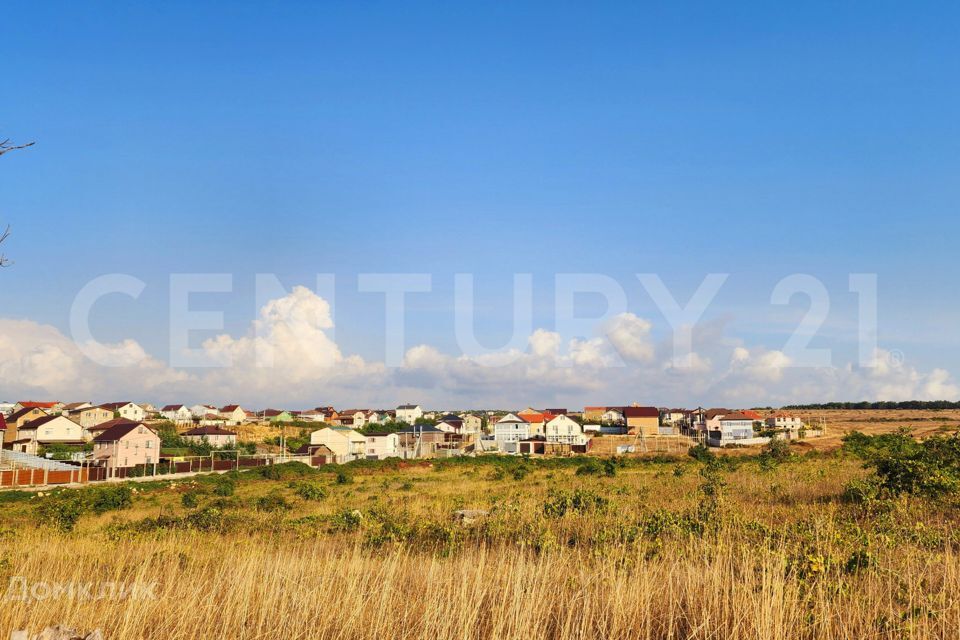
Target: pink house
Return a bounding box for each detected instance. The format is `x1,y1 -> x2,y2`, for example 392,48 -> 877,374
92,421 -> 161,471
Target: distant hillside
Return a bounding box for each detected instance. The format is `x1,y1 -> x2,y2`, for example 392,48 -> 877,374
784,401 -> 960,410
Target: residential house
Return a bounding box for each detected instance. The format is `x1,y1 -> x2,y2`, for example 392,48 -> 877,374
10,415 -> 85,455
364,432 -> 400,460
765,412 -> 804,431
396,424 -> 454,458
494,413 -> 531,454
623,406 -> 660,436
218,405 -> 249,426
337,410 -> 369,429
544,408 -> 568,415
85,418 -> 136,441
199,413 -> 227,426
263,409 -> 293,423
583,406 -> 608,422
659,408 -> 686,426
545,415 -> 588,446
61,402 -> 93,414
711,412 -> 757,445
601,409 -> 625,424
189,404 -> 218,419
460,414 -> 483,434
438,414 -> 463,432
182,425 -> 238,448
101,402 -> 147,422
395,404 -> 423,425
161,404 -> 193,424
72,406 -> 115,432
92,421 -> 162,471
309,427 -> 366,463
298,409 -> 328,423
14,401 -> 61,414
3,407 -> 48,446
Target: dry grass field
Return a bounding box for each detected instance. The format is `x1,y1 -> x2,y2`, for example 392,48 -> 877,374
3,420 -> 960,639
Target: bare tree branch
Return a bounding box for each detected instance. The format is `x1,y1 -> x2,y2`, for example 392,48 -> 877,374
0,139 -> 35,157
0,225 -> 11,267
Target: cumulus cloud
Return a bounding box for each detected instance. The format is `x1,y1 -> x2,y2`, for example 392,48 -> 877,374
0,287 -> 957,408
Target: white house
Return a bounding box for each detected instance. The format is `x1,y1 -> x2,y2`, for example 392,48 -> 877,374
161,404 -> 193,424
218,405 -> 248,426
494,413 -> 530,454
101,402 -> 147,423
395,404 -> 423,425
765,412 -> 804,431
545,415 -> 588,446
189,404 -> 218,419
460,414 -> 483,434
309,427 -> 366,463
601,409 -> 625,424
11,415 -> 85,455
711,412 -> 757,445
182,425 -> 237,448
364,432 -> 400,460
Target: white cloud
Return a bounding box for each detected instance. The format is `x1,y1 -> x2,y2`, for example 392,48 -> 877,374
0,288 -> 957,408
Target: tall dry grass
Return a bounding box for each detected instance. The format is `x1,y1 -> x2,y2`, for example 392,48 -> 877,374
3,453 -> 960,638
2,529 -> 959,639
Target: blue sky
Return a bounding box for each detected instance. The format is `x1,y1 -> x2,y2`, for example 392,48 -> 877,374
1,1 -> 958,407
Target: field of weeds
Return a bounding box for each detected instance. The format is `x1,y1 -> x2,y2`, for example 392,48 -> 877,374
3,435 -> 960,639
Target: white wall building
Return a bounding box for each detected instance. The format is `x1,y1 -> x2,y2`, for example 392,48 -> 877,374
395,404 -> 423,425
310,427 -> 366,463
494,413 -> 530,454
364,432 -> 400,459
545,415 -> 588,445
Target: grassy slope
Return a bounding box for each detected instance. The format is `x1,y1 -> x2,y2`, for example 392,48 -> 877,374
1,452 -> 959,639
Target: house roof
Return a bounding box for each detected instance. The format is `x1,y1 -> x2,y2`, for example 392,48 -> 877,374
6,407 -> 45,423
62,402 -> 92,410
100,402 -> 133,410
17,401 -> 58,409
719,412 -> 755,422
183,425 -> 237,437
161,404 -> 186,412
93,421 -> 152,442
622,406 -> 659,418
20,414 -> 77,431
263,409 -> 287,416
0,414 -> 5,431
397,404 -> 420,410
705,408 -> 731,420
220,404 -> 242,413
397,424 -> 444,434
364,431 -> 397,437
740,410 -> 763,420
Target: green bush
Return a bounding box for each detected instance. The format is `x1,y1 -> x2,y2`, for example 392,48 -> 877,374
255,490 -> 292,512
543,489 -> 608,518
291,482 -> 327,501
181,491 -> 202,508
212,478 -> 235,497
34,494 -> 87,532
843,430 -> 960,498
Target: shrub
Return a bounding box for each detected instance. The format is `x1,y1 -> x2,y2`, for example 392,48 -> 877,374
213,478 -> 235,497
181,491 -> 202,508
256,490 -> 292,512
543,489 -> 608,518
844,430 -> 960,498
688,443 -> 715,464
292,482 -> 328,501
34,494 -> 87,532
88,485 -> 134,514
335,471 -> 353,485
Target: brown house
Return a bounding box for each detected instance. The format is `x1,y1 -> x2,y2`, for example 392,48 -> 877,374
623,406 -> 660,436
